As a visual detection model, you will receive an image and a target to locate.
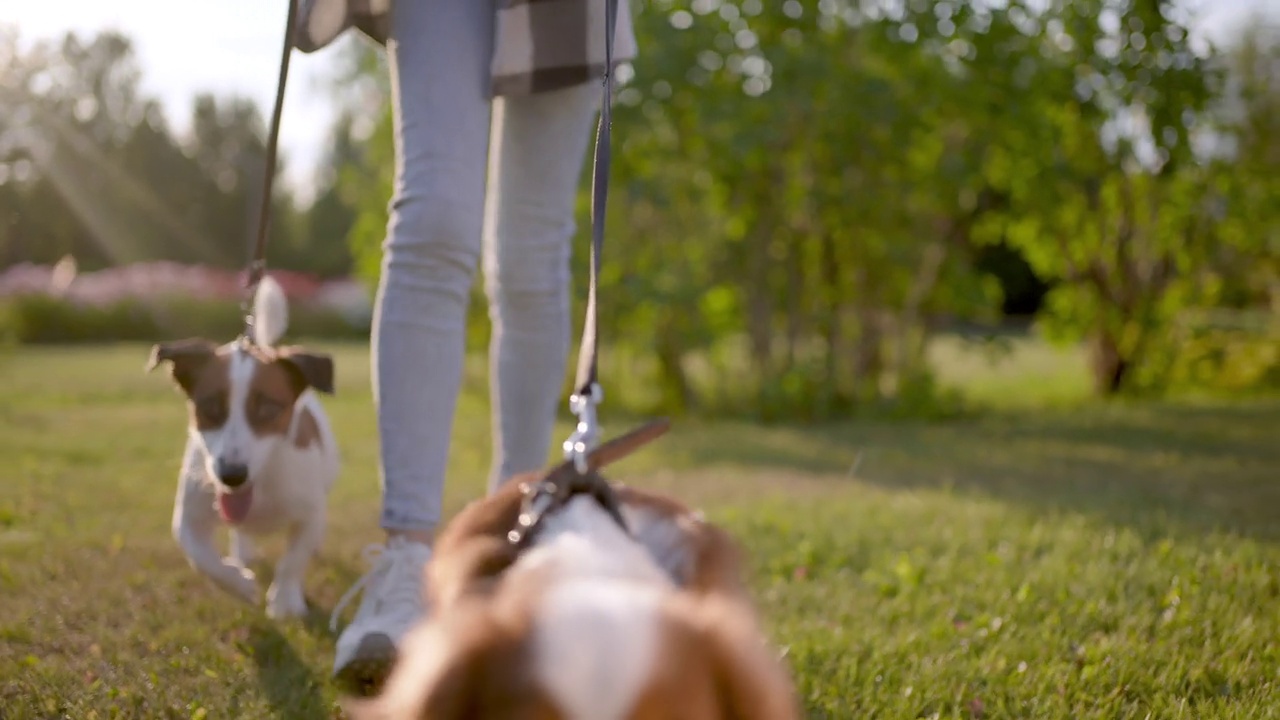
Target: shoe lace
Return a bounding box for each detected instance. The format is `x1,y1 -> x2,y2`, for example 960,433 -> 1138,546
330,543 -> 387,633
329,540 -> 425,633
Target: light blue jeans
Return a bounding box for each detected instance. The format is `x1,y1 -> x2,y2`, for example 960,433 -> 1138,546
373,0 -> 600,533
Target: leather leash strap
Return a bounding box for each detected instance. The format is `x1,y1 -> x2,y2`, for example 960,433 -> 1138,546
507,419 -> 670,549
573,0 -> 619,401
560,0 -> 620,473
241,0 -> 299,344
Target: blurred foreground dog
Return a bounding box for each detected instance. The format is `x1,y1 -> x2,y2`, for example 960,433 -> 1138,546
147,276 -> 339,619
346,422 -> 800,719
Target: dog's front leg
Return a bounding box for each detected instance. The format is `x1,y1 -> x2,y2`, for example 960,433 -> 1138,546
265,512 -> 324,620
172,449 -> 260,605
229,530 -> 260,569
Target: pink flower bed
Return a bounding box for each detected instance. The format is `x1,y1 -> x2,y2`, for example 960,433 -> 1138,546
0,261 -> 372,320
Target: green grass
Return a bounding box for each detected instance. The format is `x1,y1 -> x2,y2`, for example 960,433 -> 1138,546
2,342 -> 1278,719
927,333 -> 1093,410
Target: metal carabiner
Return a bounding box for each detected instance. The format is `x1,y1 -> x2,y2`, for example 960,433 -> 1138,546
562,383 -> 603,474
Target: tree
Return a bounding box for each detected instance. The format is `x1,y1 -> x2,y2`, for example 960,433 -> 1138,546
330,0 -> 1278,415
0,28 -> 347,277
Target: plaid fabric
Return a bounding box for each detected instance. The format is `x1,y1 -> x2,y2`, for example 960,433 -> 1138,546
294,0 -> 637,97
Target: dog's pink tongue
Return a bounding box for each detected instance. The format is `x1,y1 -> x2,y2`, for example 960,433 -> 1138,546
217,488 -> 254,525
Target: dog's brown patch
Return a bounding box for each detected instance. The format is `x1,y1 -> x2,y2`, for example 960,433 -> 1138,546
245,359 -> 301,437
292,407 -> 324,450
149,339 -> 217,384
183,353 -> 233,431
151,341 -> 320,436
427,479 -> 531,611
628,596 -> 801,720
345,599 -> 563,720
272,346 -> 336,395
614,487 -> 750,600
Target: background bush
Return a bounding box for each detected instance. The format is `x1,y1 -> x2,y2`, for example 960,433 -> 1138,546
0,294 -> 369,345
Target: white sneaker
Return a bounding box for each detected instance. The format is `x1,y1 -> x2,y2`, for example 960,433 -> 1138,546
330,536 -> 433,692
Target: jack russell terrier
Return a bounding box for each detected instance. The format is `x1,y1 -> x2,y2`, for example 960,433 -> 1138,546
147,276 -> 340,619
346,421 -> 801,720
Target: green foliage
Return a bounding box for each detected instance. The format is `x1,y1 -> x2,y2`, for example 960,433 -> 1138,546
0,294 -> 165,343
614,0 -> 1278,404
339,110 -> 393,290
1156,309 -> 1280,393
0,294 -> 367,344
0,29 -> 354,278
7,4 -> 1277,419
966,3 -> 1279,397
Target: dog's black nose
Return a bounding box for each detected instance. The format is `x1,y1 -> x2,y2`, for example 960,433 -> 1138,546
215,460 -> 249,487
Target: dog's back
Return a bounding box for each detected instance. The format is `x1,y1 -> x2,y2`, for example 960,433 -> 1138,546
348,479 -> 800,720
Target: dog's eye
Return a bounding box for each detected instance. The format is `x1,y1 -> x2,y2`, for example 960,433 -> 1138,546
196,396 -> 227,425
251,394 -> 284,423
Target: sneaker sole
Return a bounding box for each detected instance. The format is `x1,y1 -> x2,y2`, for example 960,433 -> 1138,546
333,632 -> 397,696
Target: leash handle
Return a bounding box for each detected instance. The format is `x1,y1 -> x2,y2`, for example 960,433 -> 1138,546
511,420 -> 670,549
242,0 -> 299,342
564,0 -> 619,468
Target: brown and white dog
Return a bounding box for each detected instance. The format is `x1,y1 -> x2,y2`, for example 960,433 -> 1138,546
346,423 -> 801,720
147,276 -> 340,619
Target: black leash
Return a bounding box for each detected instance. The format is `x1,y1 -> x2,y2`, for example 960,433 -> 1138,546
561,0 -> 620,469
240,0 -> 299,344
509,0 -> 633,549
508,420 -> 672,550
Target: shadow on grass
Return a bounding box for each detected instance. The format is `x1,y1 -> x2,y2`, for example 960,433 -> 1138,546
247,624 -> 329,720
661,399 -> 1280,544
246,551 -> 360,639
234,555 -> 363,718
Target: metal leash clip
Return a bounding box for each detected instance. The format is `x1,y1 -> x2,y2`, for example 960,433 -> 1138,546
562,382 -> 603,474
239,260 -> 267,346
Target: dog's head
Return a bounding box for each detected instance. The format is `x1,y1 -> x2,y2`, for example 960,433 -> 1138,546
343,590 -> 799,720
147,338 -> 334,493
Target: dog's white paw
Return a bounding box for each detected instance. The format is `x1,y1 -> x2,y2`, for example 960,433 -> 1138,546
265,582 -> 308,620
213,564 -> 260,605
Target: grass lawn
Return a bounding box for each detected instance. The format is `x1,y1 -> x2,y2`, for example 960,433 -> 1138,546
1,341 -> 1278,719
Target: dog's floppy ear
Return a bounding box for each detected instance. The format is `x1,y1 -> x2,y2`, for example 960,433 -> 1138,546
147,339 -> 218,394
343,613 -> 509,720
701,599 -> 803,720
274,347 -> 335,395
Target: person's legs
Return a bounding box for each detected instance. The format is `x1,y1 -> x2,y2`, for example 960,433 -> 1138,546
331,0 -> 495,684
482,81 -> 601,492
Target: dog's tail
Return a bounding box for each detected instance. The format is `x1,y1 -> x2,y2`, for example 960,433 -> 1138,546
252,274 -> 289,348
